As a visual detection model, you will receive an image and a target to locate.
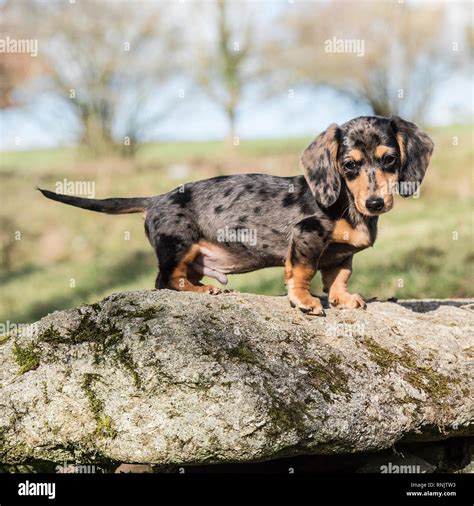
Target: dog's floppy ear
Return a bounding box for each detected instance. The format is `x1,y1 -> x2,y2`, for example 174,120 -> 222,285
390,116 -> 434,197
301,124 -> 341,207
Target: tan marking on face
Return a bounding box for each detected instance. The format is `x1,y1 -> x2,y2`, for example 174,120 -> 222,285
345,166 -> 397,215
349,149 -> 363,161
345,170 -> 369,213
375,169 -> 396,210
375,169 -> 398,191
331,219 -> 372,248
396,133 -> 405,164
374,145 -> 393,158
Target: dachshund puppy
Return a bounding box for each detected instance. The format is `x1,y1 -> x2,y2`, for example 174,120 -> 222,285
40,115 -> 434,316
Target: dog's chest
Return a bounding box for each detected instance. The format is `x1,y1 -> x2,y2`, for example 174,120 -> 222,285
330,219 -> 374,249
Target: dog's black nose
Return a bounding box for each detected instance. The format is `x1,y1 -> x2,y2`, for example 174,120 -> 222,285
365,197 -> 384,212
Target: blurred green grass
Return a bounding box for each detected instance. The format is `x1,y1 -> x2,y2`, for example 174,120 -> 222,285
0,126 -> 472,324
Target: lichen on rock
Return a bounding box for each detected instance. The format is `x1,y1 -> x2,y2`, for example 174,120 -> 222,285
0,291 -> 472,465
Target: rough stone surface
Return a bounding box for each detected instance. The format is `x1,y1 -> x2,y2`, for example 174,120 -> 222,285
0,290 -> 472,465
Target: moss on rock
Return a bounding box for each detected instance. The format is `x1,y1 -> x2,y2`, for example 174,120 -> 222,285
0,334 -> 10,345
39,313 -> 124,364
303,354 -> 351,402
362,337 -> 455,398
81,373 -> 117,439
39,325 -> 63,343
227,342 -> 259,365
114,346 -> 142,389
13,342 -> 40,374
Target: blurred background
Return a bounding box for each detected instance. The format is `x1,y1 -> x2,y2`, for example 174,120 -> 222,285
0,0 -> 472,324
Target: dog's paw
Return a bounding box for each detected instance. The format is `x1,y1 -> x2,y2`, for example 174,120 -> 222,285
329,292 -> 366,309
289,292 -> 325,316
199,284 -> 222,295
208,286 -> 223,295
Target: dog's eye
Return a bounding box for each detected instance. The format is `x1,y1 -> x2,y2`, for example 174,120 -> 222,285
384,155 -> 397,166
343,160 -> 357,171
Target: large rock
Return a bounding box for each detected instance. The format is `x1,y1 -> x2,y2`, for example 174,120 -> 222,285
0,290 -> 472,465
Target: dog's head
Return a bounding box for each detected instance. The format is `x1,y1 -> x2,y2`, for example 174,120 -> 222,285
301,116 -> 434,216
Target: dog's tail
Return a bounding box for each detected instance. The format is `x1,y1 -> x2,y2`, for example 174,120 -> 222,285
38,188 -> 152,214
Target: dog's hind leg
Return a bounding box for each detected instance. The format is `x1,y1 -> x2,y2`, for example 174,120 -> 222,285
145,208 -> 221,294
186,264 -> 205,286
155,239 -> 221,294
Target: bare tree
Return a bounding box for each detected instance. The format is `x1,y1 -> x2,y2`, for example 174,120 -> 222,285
0,50 -> 41,109
270,1 -> 463,122
192,0 -> 259,144
4,1 -> 182,155
0,2 -> 42,109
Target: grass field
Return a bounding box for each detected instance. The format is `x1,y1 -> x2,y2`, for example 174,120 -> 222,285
0,125 -> 473,324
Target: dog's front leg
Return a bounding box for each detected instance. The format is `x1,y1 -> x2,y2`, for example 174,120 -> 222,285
284,217 -> 329,316
321,256 -> 366,309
